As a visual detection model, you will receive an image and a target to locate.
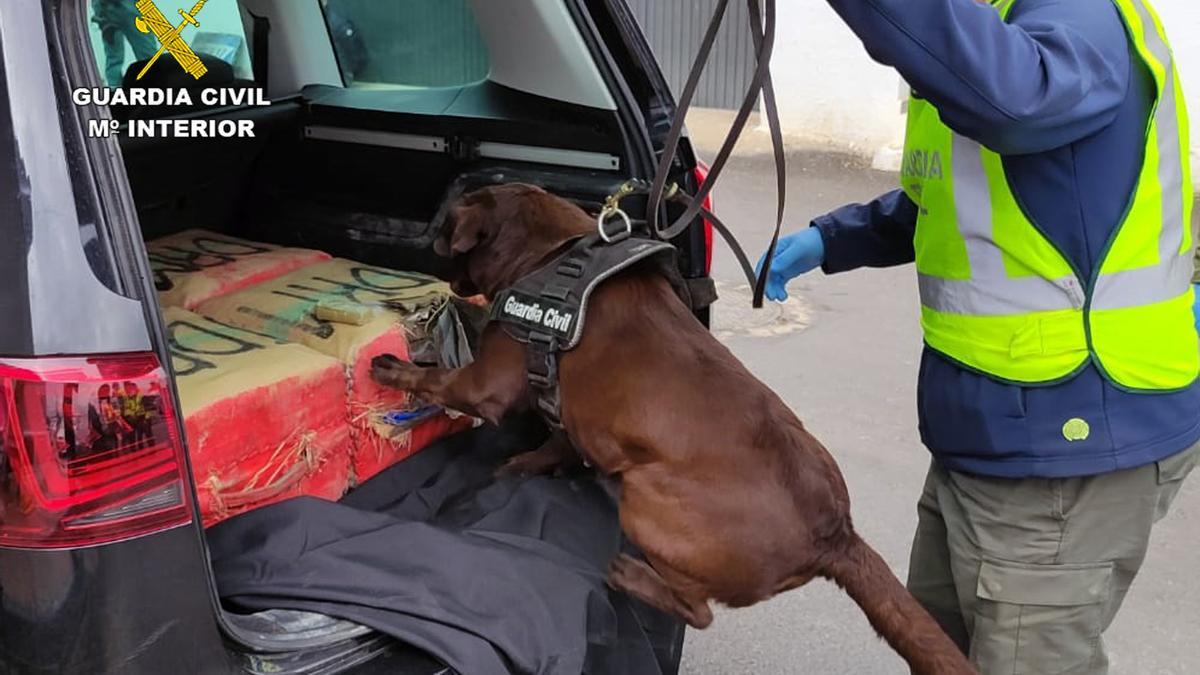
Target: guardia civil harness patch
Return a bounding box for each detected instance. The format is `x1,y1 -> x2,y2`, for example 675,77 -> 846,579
489,232 -> 686,425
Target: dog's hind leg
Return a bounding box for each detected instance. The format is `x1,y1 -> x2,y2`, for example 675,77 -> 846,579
607,553 -> 714,629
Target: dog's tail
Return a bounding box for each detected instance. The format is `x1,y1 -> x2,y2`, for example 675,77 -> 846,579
822,533 -> 977,675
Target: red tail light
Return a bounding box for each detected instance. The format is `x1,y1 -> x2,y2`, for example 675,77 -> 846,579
0,353 -> 191,549
694,161 -> 715,275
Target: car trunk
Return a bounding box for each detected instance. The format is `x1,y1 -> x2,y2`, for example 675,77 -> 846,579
117,82 -> 644,518
113,82 -> 686,672
14,0 -> 704,669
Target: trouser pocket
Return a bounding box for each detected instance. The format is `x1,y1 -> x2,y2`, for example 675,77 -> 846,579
970,559 -> 1113,675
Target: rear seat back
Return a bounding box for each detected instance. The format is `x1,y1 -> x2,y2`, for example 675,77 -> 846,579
118,74 -> 302,241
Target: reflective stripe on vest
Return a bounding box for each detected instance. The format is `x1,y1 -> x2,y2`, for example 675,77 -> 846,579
904,0 -> 1198,390
1094,0 -> 1193,311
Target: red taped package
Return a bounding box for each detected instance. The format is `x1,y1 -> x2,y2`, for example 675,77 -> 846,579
164,308 -> 353,526
193,259 -> 472,485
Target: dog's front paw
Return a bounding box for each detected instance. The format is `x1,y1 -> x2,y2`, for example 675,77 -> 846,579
495,449 -> 561,478
370,354 -> 421,389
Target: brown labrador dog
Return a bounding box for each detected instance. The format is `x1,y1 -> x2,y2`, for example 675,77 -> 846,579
372,184 -> 975,675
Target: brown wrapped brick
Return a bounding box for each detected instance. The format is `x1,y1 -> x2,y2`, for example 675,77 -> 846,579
149,229 -> 330,309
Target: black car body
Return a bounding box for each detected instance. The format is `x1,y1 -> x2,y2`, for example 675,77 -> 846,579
0,1 -> 713,672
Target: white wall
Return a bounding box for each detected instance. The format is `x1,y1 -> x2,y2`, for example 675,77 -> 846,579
770,0 -> 903,159
770,0 -> 1200,186
1160,0 -> 1200,186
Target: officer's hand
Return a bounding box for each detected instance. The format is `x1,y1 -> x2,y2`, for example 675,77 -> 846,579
756,228 -> 825,302
1193,283 -> 1200,331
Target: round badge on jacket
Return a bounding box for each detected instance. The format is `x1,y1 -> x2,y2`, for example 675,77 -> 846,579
1062,418 -> 1091,442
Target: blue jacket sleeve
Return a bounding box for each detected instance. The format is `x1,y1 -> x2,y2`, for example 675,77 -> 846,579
813,189 -> 918,274
824,0 -> 1131,154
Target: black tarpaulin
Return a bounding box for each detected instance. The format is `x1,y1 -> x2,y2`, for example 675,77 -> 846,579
207,423 -> 683,675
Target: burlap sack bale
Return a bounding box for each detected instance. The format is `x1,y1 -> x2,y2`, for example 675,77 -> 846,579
149,229 -> 331,309
165,308 -> 353,526
193,260 -> 471,484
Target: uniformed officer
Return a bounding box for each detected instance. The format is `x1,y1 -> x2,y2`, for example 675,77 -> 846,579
92,0 -> 158,87
760,1 -> 1199,672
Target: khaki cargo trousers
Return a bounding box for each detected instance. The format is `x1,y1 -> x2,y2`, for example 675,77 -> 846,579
907,441 -> 1200,674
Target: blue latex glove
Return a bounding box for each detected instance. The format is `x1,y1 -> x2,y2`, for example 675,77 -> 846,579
756,227 -> 825,302
1193,284 -> 1200,332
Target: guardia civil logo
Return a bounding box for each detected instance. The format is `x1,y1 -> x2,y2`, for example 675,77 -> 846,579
133,0 -> 210,81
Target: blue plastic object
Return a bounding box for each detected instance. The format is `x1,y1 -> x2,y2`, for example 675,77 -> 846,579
1193,284 -> 1200,332
382,406 -> 442,428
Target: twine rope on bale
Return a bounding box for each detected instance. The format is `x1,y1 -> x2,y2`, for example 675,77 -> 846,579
204,430 -> 319,518
350,400 -> 416,459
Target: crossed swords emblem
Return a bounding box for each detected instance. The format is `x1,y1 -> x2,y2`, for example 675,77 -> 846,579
133,0 -> 209,81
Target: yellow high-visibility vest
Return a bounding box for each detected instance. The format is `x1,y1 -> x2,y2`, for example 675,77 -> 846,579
903,0 -> 1197,390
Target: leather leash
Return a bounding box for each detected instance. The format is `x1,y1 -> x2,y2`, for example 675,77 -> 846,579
640,0 -> 787,309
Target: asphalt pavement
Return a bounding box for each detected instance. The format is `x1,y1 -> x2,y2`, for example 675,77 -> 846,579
678,116 -> 1200,674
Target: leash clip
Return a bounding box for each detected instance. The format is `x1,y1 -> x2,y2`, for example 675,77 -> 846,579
602,181 -> 639,214
597,179 -> 678,243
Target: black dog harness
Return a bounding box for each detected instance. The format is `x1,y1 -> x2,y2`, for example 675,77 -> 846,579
489,231 -> 686,427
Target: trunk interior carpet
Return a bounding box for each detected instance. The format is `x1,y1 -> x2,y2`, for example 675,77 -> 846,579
207,420 -> 684,675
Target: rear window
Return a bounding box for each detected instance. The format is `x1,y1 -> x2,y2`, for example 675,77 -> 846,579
87,0 -> 253,87
321,0 -> 489,88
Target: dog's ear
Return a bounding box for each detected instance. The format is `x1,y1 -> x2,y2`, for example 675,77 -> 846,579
434,204 -> 482,257
446,204 -> 485,256
439,189 -> 500,257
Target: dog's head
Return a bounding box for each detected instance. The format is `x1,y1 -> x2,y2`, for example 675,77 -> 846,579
433,183 -> 593,299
